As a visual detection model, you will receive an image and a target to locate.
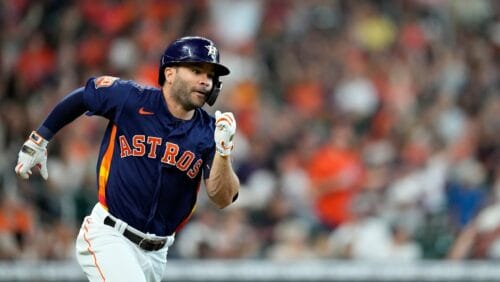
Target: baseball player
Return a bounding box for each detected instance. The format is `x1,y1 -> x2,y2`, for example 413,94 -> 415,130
14,36 -> 240,282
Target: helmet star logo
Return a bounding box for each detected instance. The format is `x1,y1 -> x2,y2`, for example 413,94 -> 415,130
205,45 -> 218,59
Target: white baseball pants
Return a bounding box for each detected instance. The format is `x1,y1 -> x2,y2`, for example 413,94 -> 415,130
75,203 -> 175,282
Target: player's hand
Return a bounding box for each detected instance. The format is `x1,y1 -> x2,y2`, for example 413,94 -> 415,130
15,131 -> 49,180
214,111 -> 236,157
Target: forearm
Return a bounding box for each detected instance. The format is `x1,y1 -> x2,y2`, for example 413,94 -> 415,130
206,154 -> 240,209
36,87 -> 87,140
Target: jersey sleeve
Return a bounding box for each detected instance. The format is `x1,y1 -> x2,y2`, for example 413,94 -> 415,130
202,114 -> 217,179
82,76 -> 131,122
36,87 -> 87,140
202,147 -> 216,179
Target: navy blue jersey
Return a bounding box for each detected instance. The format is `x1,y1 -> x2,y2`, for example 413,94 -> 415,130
83,76 -> 216,236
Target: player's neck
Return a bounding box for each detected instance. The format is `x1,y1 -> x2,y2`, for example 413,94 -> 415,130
163,90 -> 194,120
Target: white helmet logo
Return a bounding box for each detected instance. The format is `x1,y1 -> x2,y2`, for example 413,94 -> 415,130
205,45 -> 218,59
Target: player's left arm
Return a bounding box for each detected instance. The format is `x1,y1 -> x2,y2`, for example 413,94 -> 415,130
205,111 -> 240,209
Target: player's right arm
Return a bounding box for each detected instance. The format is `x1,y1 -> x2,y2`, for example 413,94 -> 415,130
205,111 -> 240,208
15,87 -> 87,179
15,76 -> 127,180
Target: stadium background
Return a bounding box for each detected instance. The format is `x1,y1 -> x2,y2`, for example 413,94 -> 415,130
0,0 -> 499,281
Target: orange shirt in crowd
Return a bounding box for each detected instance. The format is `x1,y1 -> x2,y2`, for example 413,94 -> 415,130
307,145 -> 364,228
0,201 -> 33,236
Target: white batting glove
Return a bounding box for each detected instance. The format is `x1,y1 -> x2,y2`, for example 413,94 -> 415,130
214,111 -> 236,157
15,131 -> 49,180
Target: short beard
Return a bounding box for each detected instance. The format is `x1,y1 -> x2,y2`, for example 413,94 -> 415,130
170,76 -> 203,111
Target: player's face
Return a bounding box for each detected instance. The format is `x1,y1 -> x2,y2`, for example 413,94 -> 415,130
170,63 -> 215,111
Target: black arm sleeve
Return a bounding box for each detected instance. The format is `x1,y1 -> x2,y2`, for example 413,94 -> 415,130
36,87 -> 88,141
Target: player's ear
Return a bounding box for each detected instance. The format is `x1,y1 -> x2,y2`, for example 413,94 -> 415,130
165,67 -> 176,85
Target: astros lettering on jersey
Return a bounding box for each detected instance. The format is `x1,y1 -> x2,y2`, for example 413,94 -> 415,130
85,75 -> 216,237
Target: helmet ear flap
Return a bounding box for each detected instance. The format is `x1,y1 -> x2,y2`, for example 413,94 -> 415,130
206,79 -> 222,106
158,66 -> 166,85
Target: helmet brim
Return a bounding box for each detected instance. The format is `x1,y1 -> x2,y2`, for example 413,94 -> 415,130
169,61 -> 230,76
213,63 -> 230,76
158,61 -> 230,85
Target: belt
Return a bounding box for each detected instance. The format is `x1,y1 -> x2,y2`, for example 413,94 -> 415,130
103,216 -> 167,251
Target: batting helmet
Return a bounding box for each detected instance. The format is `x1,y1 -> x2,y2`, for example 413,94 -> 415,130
158,36 -> 230,106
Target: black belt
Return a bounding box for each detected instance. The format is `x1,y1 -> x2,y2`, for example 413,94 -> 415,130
103,216 -> 167,251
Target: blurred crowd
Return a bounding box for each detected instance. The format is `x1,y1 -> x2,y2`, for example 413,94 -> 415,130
0,0 -> 499,262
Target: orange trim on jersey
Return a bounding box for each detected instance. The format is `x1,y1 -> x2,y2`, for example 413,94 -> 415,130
83,218 -> 106,281
98,125 -> 117,208
175,205 -> 196,232
175,183 -> 201,233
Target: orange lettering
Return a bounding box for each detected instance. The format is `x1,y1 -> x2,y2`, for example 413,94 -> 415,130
161,142 -> 179,165
132,135 -> 146,156
119,135 -> 132,157
177,151 -> 195,171
187,159 -> 203,178
147,137 -> 162,158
